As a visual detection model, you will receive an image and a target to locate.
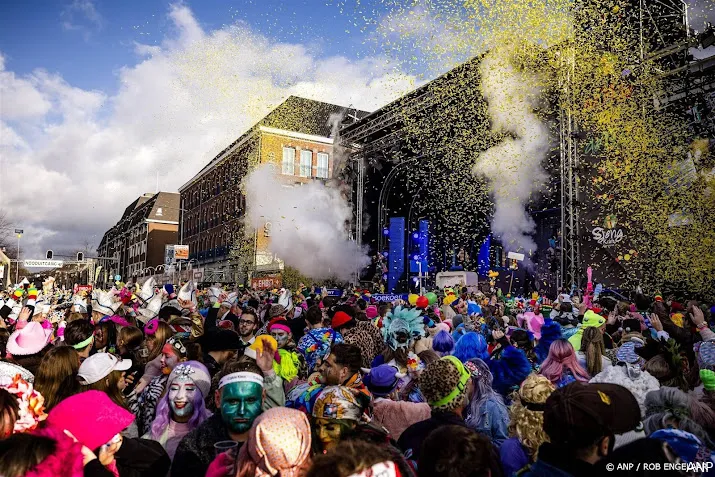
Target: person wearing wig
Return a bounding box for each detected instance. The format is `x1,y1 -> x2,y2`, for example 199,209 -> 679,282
431,330 -> 454,357
267,318 -> 307,384
578,326 -> 612,377
539,339 -> 590,388
499,374 -> 556,476
643,387 -> 715,447
146,361 -> 212,459
458,329 -> 532,397
131,336 -> 188,436
463,358 -> 509,447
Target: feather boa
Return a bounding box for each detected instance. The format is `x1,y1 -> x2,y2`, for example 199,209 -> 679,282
590,365 -> 660,418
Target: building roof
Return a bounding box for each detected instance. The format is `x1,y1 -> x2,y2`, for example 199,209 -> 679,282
179,96 -> 370,192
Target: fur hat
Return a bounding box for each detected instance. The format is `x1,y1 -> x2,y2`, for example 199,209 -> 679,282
420,356 -> 469,412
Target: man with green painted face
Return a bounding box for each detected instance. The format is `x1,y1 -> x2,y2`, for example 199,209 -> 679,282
170,361 -> 265,477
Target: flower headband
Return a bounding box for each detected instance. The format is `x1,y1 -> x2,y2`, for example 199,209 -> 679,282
0,374 -> 47,433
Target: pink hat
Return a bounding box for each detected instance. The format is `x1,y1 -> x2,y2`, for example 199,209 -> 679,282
6,322 -> 52,356
365,305 -> 378,319
524,312 -> 545,340
46,391 -> 134,450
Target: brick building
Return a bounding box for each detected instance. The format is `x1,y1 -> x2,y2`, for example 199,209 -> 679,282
96,192 -> 180,285
179,96 -> 369,284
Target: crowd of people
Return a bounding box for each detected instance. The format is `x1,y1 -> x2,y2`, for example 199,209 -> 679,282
0,276 -> 713,476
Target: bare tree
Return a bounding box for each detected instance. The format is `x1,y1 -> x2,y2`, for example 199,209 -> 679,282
0,209 -> 13,251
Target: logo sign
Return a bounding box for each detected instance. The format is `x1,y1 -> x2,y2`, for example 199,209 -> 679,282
592,214 -> 625,247
14,229 -> 23,235
251,274 -> 282,290
326,288 -> 343,297
193,268 -> 204,281
174,245 -> 189,260
77,284 -> 93,294
24,259 -> 64,268
372,293 -> 408,302
114,275 -> 122,281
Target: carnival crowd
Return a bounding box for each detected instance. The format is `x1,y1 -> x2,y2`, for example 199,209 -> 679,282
0,276 -> 714,477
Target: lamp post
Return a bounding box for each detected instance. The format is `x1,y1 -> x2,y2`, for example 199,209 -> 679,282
14,229 -> 23,285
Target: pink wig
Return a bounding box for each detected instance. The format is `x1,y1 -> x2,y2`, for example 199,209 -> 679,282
539,339 -> 590,385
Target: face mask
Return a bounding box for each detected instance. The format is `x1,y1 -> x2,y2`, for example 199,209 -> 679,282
169,376 -> 197,419
220,382 -> 262,434
315,418 -> 344,451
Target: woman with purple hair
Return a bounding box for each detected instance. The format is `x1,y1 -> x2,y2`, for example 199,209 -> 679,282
539,339 -> 590,388
145,361 -> 212,460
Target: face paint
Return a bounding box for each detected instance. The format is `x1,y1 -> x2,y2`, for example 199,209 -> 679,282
314,418 -> 345,451
270,330 -> 290,348
169,376 -> 197,420
220,382 -> 262,434
160,344 -> 180,373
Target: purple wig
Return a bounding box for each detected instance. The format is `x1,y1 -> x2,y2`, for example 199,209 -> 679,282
150,375 -> 212,439
432,330 -> 455,357
453,332 -> 489,363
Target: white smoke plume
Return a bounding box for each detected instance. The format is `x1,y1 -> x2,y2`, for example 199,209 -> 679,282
473,48 -> 550,260
243,164 -> 371,281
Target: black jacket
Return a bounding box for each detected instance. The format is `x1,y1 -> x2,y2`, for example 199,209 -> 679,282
83,438 -> 170,477
171,414 -> 237,477
397,411 -> 469,467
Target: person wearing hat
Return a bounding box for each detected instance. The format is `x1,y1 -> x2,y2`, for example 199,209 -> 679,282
397,356 -> 473,468
44,390 -> 171,477
146,361 -> 212,459
202,329 -> 242,378
171,360 -> 268,477
568,309 -> 606,351
519,381 -> 642,477
332,306 -> 384,370
364,364 -> 430,440
6,319 -> 53,376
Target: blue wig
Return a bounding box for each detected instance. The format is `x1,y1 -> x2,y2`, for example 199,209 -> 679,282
432,330 -> 455,357
533,319 -> 563,364
453,332 -> 489,362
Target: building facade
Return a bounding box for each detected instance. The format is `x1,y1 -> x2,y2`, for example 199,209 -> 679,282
96,192 -> 180,285
179,96 -> 368,284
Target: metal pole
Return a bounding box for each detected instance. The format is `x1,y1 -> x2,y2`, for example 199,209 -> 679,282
16,234 -> 20,285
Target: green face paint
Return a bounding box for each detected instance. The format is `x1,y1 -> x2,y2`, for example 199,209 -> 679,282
220,382 -> 262,434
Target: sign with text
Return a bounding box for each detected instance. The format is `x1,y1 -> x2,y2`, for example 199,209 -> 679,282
77,285 -> 93,295
193,268 -> 204,281
24,259 -> 64,268
372,293 -> 408,302
174,245 -> 189,260
15,229 -> 23,235
251,274 -> 282,290
326,288 -> 343,297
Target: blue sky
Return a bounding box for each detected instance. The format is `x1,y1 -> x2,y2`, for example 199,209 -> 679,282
0,0 -> 383,94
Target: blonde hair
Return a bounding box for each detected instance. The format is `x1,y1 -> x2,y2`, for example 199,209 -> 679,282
508,374 -> 555,458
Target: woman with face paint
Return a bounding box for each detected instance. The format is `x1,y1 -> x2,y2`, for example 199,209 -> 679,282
146,361 -> 212,459
268,319 -> 307,386
133,337 -> 188,436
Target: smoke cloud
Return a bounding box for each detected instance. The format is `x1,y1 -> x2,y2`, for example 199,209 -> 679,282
473,48 -> 550,259
243,164 -> 371,281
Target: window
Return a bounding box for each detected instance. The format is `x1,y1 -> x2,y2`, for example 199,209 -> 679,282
282,147 -> 295,175
156,208 -> 163,217
317,153 -> 329,179
300,150 -> 312,177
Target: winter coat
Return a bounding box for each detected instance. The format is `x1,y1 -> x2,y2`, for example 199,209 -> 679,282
372,398 -> 431,440
517,443 -> 597,477
114,438 -> 171,477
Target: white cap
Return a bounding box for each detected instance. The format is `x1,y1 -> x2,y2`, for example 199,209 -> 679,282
77,353 -> 132,385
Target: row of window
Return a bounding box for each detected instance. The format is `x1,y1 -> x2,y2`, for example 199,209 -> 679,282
282,147 -> 329,178
129,241 -> 147,259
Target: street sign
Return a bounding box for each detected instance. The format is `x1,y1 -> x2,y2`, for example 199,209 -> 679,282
164,245 -> 175,267
24,259 -> 64,268
251,274 -> 282,290
174,245 -> 189,260
14,229 -> 23,234
114,275 -> 121,281
507,252 -> 525,261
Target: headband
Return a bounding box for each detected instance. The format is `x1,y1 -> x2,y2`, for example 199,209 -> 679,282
165,337 -> 187,356
269,324 -> 291,334
72,335 -> 94,350
429,356 -> 470,408
219,372 -> 264,389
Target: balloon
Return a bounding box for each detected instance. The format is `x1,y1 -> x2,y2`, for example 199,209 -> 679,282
416,296 -> 429,308
425,292 -> 438,305
408,294 -> 419,306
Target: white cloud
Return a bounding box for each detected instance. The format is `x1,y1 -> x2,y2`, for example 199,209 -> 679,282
0,3 -> 416,260
61,0 -> 103,38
